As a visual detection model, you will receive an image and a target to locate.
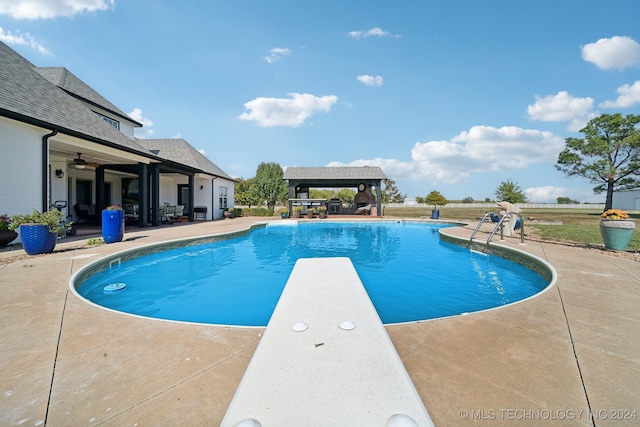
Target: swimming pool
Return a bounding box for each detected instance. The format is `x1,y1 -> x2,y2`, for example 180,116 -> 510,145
74,221 -> 552,326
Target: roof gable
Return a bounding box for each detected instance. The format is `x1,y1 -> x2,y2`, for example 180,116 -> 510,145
136,138 -> 234,180
0,42 -> 152,157
36,67 -> 141,127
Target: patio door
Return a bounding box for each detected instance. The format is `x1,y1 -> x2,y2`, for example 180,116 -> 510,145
178,184 -> 190,217
76,180 -> 92,205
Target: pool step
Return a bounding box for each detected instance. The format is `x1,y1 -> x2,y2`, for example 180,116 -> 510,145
221,257 -> 434,426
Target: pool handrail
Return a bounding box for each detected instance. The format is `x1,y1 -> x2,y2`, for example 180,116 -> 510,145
471,212 -> 525,245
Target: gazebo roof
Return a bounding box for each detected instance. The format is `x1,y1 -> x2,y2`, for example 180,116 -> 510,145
283,166 -> 387,183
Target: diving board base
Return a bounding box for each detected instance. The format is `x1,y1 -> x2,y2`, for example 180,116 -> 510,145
221,257 -> 434,426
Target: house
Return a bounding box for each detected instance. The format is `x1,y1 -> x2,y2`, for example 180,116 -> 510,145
0,41 -> 234,230
135,138 -> 235,219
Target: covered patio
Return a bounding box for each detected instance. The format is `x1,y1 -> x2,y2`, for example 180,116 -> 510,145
283,166 -> 387,216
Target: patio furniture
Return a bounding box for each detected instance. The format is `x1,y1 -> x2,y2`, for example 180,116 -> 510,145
354,204 -> 372,215
74,203 -> 96,224
174,205 -> 185,221
193,206 -> 207,220
162,205 -> 176,223
123,204 -> 139,223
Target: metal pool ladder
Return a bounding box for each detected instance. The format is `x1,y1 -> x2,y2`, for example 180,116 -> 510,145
470,212 -> 525,245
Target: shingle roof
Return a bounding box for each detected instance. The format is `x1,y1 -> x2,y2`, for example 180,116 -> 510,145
136,138 -> 235,180
0,42 -> 152,157
283,166 -> 387,180
36,67 -> 141,126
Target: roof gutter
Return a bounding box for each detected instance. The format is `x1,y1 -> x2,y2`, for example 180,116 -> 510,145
0,107 -> 163,163
42,128 -> 58,212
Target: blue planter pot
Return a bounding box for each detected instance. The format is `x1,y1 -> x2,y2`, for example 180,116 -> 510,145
431,209 -> 440,219
19,224 -> 57,255
600,219 -> 635,251
102,210 -> 125,244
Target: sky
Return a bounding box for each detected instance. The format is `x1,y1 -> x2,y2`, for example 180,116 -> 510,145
1,0 -> 640,203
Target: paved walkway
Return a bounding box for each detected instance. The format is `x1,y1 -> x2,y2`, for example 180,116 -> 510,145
0,218 -> 638,426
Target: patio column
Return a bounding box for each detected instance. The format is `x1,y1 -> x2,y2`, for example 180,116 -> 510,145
150,164 -> 160,226
138,163 -> 149,227
188,174 -> 195,222
96,166 -> 105,212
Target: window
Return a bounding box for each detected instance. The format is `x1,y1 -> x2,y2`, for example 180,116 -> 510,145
94,111 -> 120,130
219,186 -> 228,208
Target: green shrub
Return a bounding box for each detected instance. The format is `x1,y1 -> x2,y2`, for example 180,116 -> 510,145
241,207 -> 273,217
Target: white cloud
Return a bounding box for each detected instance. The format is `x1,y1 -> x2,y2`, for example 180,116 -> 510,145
347,27 -> 399,40
0,27 -> 50,55
527,91 -> 594,121
327,158 -> 416,180
581,36 -> 640,70
264,47 -> 290,63
328,126 -> 565,185
128,108 -> 154,137
524,186 -> 593,203
128,108 -> 153,127
238,93 -> 338,127
357,74 -> 384,87
527,91 -> 596,131
0,0 -> 114,19
524,186 -> 570,203
600,80 -> 640,108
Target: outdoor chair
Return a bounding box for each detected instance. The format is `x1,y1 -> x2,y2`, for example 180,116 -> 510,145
123,204 -> 139,223
174,205 -> 185,221
74,203 -> 96,224
354,204 -> 372,215
162,205 -> 176,223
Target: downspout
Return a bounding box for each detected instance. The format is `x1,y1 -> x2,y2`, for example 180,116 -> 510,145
42,129 -> 58,212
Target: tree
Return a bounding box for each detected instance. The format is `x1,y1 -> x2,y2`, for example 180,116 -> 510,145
556,196 -> 579,204
415,196 -> 426,204
234,177 -> 260,207
251,162 -> 288,209
381,179 -> 405,203
556,113 -> 640,211
495,179 -> 527,203
462,196 -> 474,203
425,190 -> 448,209
336,188 -> 356,206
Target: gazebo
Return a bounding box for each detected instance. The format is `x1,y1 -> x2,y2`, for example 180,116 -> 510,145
283,166 -> 387,216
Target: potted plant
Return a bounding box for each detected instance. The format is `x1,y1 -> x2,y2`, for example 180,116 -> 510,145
276,208 -> 289,219
307,208 -> 316,219
317,205 -> 327,219
292,206 -> 303,218
9,210 -> 71,255
425,190 -> 448,219
0,214 -> 18,247
223,208 -> 234,219
102,205 -> 125,244
599,209 -> 635,251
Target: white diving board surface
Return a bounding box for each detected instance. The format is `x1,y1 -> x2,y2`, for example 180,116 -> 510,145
221,257 -> 434,427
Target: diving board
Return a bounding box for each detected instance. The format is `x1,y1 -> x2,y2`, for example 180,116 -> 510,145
221,257 -> 434,426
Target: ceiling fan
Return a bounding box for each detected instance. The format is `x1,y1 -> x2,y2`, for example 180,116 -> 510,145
70,153 -> 100,169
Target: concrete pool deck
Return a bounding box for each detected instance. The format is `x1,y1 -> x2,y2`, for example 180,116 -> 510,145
0,217 -> 638,426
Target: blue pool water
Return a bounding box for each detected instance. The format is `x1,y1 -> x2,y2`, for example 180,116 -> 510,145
76,221 -> 549,326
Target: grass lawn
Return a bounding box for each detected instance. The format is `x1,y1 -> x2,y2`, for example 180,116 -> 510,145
382,206 -> 640,251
